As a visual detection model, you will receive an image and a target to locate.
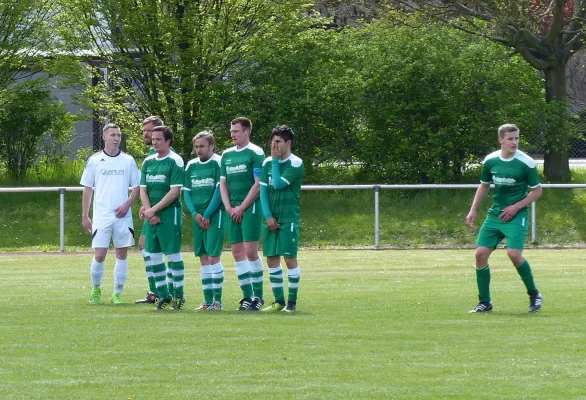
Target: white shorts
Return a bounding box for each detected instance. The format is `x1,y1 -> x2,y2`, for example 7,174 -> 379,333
92,218 -> 135,249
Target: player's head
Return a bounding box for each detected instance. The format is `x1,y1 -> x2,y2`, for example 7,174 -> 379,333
102,123 -> 122,153
152,125 -> 173,154
270,125 -> 294,159
230,117 -> 252,148
498,123 -> 519,156
143,116 -> 163,146
192,130 -> 215,162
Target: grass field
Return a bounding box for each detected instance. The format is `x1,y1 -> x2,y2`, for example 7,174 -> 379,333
1,250 -> 585,399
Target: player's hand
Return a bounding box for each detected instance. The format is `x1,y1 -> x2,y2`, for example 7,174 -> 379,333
148,215 -> 160,225
114,204 -> 130,218
82,216 -> 92,233
271,140 -> 280,158
465,210 -> 476,228
267,217 -> 279,232
182,212 -> 187,220
499,205 -> 519,223
194,214 -> 205,229
231,205 -> 244,223
139,206 -> 145,220
143,207 -> 156,220
201,216 -> 210,231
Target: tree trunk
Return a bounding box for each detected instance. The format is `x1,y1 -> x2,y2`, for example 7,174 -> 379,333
543,62 -> 570,182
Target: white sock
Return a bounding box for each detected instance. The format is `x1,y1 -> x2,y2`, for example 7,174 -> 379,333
90,258 -> 105,288
113,258 -> 128,294
235,260 -> 252,285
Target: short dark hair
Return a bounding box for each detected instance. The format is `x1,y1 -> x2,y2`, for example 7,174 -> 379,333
143,116 -> 163,127
231,117 -> 252,132
152,125 -> 173,145
271,125 -> 295,145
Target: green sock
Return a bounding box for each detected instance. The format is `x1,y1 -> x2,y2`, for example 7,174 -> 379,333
153,262 -> 169,298
142,251 -> 157,295
268,265 -> 285,304
516,259 -> 538,294
211,262 -> 224,303
235,260 -> 253,298
287,266 -> 300,303
476,265 -> 491,303
250,258 -> 264,299
169,261 -> 185,299
201,265 -> 214,304
167,268 -> 174,297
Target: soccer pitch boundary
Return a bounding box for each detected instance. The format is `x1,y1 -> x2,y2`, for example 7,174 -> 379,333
1,249 -> 585,399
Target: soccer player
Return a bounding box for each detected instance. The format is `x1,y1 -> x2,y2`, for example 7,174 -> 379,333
466,123 -> 543,313
140,126 -> 185,310
259,125 -> 304,313
183,131 -> 225,311
220,117 -> 266,311
81,123 -> 140,305
135,115 -> 164,304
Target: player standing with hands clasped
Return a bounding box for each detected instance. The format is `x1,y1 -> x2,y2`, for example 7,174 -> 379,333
466,123 -> 543,313
81,123 -> 140,305
220,117 -> 266,311
260,125 -> 304,312
140,126 -> 186,310
183,131 -> 225,311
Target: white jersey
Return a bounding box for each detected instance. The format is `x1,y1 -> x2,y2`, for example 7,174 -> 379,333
80,150 -> 140,224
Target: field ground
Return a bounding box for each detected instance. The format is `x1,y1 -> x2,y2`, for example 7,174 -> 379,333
1,250 -> 585,399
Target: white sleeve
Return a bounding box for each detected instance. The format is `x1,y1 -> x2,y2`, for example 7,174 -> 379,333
129,157 -> 140,188
80,159 -> 96,187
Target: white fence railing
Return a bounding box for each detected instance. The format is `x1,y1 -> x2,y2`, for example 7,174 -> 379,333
2,184 -> 586,251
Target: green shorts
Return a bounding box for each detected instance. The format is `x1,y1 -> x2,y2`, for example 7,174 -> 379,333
477,211 -> 529,250
193,210 -> 225,257
225,200 -> 262,244
145,206 -> 183,254
263,221 -> 300,258
140,219 -> 148,237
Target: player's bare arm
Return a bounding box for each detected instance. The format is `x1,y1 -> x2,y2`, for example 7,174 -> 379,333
219,178 -> 233,215
232,178 -> 261,222
81,186 -> 94,233
499,185 -> 542,223
115,187 -> 140,218
143,186 -> 181,220
466,183 -> 490,228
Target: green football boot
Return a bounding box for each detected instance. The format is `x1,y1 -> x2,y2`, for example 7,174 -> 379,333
262,301 -> 285,312
89,287 -> 101,305
111,293 -> 123,305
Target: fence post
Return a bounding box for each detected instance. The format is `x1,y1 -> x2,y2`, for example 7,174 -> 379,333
374,185 -> 381,249
531,201 -> 536,243
59,188 -> 65,252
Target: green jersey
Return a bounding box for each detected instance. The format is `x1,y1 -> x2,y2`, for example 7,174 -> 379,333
260,154 -> 304,223
480,149 -> 541,217
184,154 -> 222,214
140,152 -> 184,208
220,143 -> 265,205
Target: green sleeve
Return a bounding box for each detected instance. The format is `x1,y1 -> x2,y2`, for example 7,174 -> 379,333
203,186 -> 222,219
480,160 -> 492,183
183,191 -> 196,216
527,166 -> 541,188
170,162 -> 184,187
140,160 -> 147,186
260,183 -> 272,219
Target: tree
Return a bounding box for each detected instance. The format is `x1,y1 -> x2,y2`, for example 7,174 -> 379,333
354,19 -> 546,183
0,89 -> 74,180
66,0 -> 308,157
394,0 -> 586,181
